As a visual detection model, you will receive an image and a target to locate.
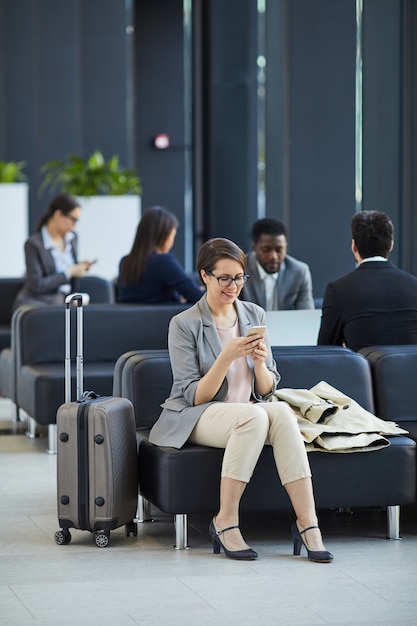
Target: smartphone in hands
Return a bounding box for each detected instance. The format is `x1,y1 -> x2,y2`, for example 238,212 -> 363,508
247,325 -> 267,337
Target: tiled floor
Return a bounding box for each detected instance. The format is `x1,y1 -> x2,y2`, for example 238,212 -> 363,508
0,397 -> 416,626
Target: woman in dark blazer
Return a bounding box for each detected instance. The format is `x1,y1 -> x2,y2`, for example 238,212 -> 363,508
149,237 -> 333,563
12,194 -> 94,312
117,206 -> 202,304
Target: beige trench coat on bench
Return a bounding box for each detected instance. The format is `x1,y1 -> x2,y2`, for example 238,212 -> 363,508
270,380 -> 408,452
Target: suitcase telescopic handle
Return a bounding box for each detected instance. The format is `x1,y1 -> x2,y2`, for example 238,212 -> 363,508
65,293 -> 84,403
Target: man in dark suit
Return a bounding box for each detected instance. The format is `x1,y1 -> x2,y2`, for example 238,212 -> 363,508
240,218 -> 314,310
318,210 -> 417,351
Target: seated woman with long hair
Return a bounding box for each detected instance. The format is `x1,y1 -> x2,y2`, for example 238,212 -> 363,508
12,193 -> 94,313
117,206 -> 202,304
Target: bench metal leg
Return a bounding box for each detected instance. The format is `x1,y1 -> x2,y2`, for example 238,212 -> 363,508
17,406 -> 26,423
11,403 -> 22,423
47,424 -> 57,455
174,514 -> 189,550
386,505 -> 401,539
136,494 -> 154,522
26,416 -> 37,439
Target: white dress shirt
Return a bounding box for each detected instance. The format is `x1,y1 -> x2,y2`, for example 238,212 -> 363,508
256,261 -> 279,311
41,226 -> 75,294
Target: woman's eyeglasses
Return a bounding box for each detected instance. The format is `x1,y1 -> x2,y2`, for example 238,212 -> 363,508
206,271 -> 249,287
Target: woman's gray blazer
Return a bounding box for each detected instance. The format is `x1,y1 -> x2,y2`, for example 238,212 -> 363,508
12,231 -> 78,313
148,294 -> 281,449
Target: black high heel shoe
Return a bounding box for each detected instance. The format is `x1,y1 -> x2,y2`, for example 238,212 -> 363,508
209,518 -> 258,560
292,522 -> 333,563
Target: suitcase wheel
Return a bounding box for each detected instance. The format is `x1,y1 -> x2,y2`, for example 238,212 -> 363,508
54,529 -> 71,546
94,530 -> 110,548
125,521 -> 138,537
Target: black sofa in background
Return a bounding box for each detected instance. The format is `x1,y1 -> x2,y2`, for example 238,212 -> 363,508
0,302 -> 189,452
360,345 -> 417,443
0,276 -> 115,422
0,276 -> 115,357
0,278 -> 24,354
113,346 -> 416,549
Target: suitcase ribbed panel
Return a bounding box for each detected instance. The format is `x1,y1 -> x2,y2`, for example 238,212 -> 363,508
57,402 -> 82,530
87,397 -> 137,530
57,397 -> 137,533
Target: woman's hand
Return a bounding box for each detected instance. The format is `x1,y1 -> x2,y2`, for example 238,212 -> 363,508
68,261 -> 91,278
223,334 -> 272,397
250,337 -> 268,367
249,336 -> 274,397
220,334 -> 264,365
193,333 -> 263,405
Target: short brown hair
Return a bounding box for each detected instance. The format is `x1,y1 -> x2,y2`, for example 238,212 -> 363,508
196,238 -> 246,275
351,210 -> 394,258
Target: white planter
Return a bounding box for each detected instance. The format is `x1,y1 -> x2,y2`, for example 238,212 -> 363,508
76,195 -> 141,281
0,183 -> 29,277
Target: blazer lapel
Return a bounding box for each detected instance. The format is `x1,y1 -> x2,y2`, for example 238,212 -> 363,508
247,253 -> 266,309
197,295 -> 253,358
235,298 -> 253,336
276,261 -> 288,309
32,233 -> 56,276
198,296 -> 223,361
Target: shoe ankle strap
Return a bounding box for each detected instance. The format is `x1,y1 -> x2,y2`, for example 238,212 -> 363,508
215,524 -> 239,536
299,524 -> 319,536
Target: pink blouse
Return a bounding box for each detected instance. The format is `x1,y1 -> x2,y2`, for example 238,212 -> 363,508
216,320 -> 252,403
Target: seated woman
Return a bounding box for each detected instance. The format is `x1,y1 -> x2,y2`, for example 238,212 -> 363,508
149,237 -> 333,563
12,194 -> 94,313
117,205 -> 202,304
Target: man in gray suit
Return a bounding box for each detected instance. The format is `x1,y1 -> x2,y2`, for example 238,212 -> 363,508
240,218 -> 314,310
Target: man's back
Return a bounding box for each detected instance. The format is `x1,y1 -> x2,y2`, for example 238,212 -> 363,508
318,261 -> 417,351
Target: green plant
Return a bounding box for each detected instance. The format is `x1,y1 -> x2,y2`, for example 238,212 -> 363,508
39,150 -> 142,196
0,160 -> 27,183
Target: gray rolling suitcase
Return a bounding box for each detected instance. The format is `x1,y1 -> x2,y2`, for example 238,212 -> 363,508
55,293 -> 138,547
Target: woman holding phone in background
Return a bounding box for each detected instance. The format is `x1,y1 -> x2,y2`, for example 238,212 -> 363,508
149,237 -> 333,563
12,193 -> 95,313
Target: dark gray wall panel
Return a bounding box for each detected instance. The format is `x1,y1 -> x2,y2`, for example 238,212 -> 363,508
134,0 -> 187,264
286,0 -> 356,298
265,0 -> 287,225
36,0 -> 79,166
81,0 -> 130,162
0,0 -> 6,156
1,0 -> 133,230
202,0 -> 258,251
362,0 -> 401,266
2,1 -> 37,187
411,2 -> 417,274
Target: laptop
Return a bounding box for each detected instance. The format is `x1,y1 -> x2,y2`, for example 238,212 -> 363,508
265,309 -> 322,346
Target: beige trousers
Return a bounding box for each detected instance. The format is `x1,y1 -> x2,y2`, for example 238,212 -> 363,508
188,401 -> 312,485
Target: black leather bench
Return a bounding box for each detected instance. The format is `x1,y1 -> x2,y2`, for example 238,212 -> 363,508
3,302 -> 189,452
360,345 -> 417,446
0,278 -> 24,354
0,276 -> 115,409
113,346 -> 416,549
0,276 -> 114,360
